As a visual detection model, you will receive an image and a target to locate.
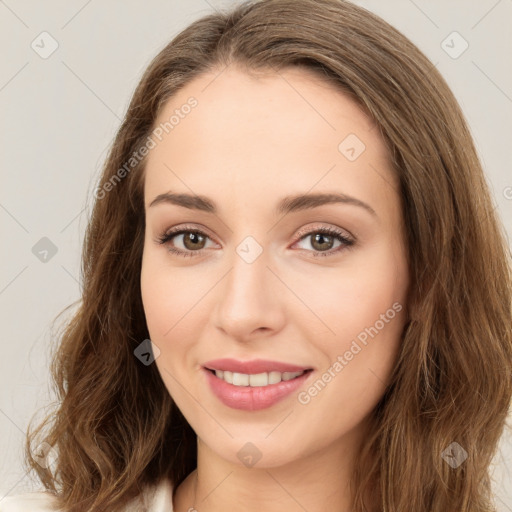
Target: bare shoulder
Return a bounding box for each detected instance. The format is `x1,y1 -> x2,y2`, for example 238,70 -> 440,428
0,491 -> 61,511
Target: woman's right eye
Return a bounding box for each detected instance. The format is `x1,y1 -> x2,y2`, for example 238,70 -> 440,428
158,228 -> 214,258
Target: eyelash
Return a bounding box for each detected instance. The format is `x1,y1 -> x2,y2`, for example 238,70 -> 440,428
156,225 -> 355,258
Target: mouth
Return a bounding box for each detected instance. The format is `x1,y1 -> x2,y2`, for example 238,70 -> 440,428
202,364 -> 314,411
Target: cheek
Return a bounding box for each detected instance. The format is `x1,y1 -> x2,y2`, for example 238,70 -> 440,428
141,257 -> 193,400
140,249 -> 217,400
141,250 -> 210,339
293,243 -> 407,348
295,244 -> 407,421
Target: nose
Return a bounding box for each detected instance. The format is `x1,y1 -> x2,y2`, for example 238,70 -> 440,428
212,244 -> 286,342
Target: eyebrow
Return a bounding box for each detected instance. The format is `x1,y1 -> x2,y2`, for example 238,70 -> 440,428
148,191 -> 377,217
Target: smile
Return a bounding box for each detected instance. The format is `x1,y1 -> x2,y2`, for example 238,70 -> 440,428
202,366 -> 313,411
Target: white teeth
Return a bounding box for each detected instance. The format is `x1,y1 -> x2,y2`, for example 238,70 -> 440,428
268,371 -> 282,385
213,369 -> 305,387
232,372 -> 249,386
249,372 -> 268,387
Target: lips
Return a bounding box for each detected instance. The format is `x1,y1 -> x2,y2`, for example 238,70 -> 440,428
203,358 -> 312,374
202,358 -> 314,411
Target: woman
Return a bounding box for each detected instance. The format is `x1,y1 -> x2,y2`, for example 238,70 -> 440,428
3,0 -> 511,510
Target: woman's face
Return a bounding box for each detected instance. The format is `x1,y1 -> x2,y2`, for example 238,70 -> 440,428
141,65 -> 409,468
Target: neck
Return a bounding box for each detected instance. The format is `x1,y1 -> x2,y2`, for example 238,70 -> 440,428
173,424 -> 370,512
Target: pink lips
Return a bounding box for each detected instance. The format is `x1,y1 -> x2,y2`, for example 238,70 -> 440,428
202,358 -> 313,411
203,358 -> 311,374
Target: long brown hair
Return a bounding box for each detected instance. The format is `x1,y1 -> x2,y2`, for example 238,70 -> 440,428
25,0 -> 512,510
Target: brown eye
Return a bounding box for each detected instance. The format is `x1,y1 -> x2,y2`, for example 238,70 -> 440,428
181,231 -> 207,251
310,232 -> 336,252
293,227 -> 355,257
158,228 -> 214,257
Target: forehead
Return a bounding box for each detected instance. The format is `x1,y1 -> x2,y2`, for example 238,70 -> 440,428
143,65 -> 396,212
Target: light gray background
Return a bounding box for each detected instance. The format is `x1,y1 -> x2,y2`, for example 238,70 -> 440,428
1,0 -> 511,508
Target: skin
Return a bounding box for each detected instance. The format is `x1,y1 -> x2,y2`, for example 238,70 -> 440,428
140,64 -> 409,512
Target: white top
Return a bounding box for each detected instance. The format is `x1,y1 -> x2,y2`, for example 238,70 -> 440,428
0,477 -> 174,511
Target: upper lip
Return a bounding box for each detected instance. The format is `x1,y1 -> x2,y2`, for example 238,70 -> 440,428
203,358 -> 313,374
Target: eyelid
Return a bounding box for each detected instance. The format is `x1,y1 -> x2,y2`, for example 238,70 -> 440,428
293,223 -> 354,242
159,223 -> 217,240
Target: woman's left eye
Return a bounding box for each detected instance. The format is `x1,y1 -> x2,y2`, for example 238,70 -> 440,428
157,226 -> 355,258
292,227 -> 355,257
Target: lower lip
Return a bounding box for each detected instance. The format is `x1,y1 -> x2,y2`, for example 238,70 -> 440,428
203,368 -> 312,411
